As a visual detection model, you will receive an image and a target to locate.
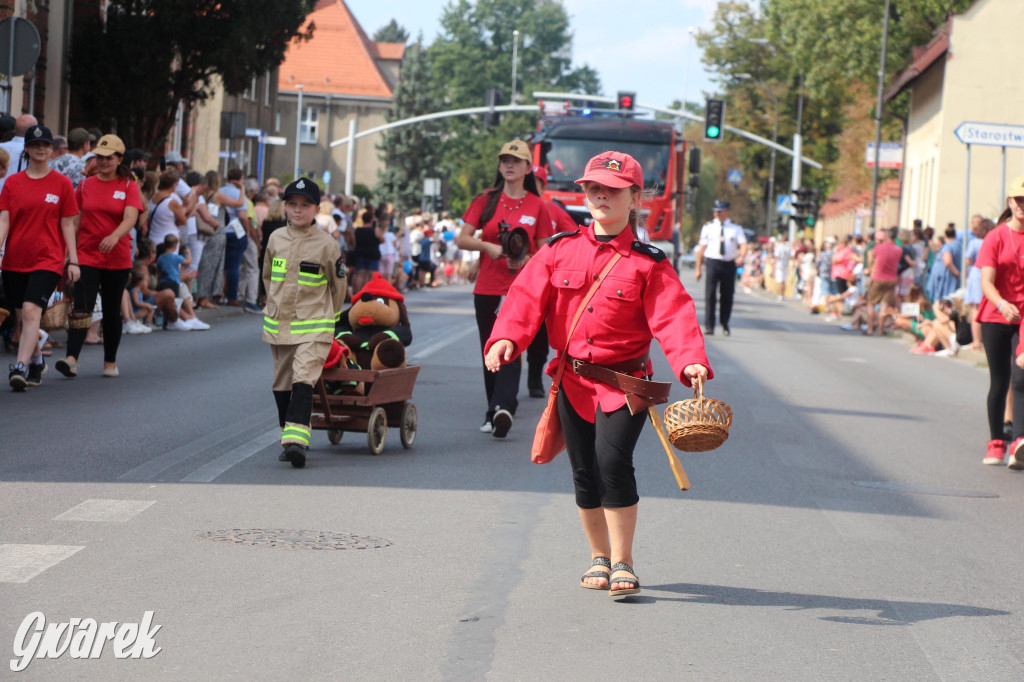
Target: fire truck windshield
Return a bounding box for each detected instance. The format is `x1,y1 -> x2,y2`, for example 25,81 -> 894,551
540,139 -> 671,194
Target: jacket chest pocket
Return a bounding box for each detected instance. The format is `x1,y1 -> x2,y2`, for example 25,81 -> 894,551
298,261 -> 327,288
551,269 -> 586,317
601,276 -> 641,304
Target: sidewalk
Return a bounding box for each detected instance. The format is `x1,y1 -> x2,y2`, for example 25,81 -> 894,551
745,285 -> 989,368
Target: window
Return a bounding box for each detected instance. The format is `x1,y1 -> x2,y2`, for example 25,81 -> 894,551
275,112 -> 281,133
300,105 -> 318,144
264,71 -> 271,107
250,76 -> 257,101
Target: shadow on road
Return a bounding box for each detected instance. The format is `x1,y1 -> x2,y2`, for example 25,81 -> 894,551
621,582 -> 1011,625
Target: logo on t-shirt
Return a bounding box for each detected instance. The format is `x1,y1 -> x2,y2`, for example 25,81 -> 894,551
113,191 -> 126,200
44,194 -> 59,204
519,216 -> 536,226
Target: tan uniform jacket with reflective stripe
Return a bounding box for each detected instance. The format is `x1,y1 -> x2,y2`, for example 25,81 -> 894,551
261,223 -> 345,345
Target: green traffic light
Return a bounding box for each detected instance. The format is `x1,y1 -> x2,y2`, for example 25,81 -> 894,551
707,126 -> 720,138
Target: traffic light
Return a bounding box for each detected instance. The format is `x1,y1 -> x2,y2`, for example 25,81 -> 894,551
617,91 -> 636,111
485,88 -> 502,127
703,99 -> 725,142
433,195 -> 444,211
688,147 -> 701,175
791,188 -> 820,226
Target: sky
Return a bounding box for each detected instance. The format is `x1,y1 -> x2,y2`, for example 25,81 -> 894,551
347,0 -> 720,111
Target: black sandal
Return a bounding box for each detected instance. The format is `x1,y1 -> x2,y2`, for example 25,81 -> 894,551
579,557 -> 611,590
609,562 -> 641,597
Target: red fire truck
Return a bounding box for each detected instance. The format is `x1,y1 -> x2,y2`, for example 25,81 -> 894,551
531,110 -> 686,245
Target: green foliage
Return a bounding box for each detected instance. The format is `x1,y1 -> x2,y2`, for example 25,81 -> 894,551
375,37 -> 445,211
351,183 -> 374,202
68,0 -> 316,154
424,0 -> 601,216
695,0 -> 972,204
373,19 -> 410,44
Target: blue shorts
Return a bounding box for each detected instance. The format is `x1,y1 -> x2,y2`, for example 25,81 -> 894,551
821,277 -> 838,296
354,257 -> 380,271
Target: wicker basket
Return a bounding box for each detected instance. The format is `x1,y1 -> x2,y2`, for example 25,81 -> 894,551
40,299 -> 69,330
663,376 -> 732,452
68,310 -> 93,329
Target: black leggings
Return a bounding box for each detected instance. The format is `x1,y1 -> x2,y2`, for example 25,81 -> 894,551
557,387 -> 648,509
68,265 -> 131,364
981,322 -> 1024,441
475,294 -> 520,416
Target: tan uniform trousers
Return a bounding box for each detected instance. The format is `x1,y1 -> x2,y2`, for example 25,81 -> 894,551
270,341 -> 332,391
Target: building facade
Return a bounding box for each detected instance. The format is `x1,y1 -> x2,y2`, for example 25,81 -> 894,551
887,0 -> 1024,229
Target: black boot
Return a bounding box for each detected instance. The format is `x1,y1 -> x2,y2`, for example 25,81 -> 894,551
527,366 -> 545,398
284,442 -> 307,468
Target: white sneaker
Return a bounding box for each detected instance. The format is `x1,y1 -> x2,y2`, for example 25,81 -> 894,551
125,320 -> 146,335
185,317 -> 210,331
169,319 -> 191,331
947,333 -> 961,354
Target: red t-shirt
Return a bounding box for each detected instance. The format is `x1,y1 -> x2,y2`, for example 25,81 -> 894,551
462,191 -> 552,296
0,170 -> 78,274
76,176 -> 144,270
976,223 -> 1024,324
831,246 -> 856,280
546,200 -> 578,234
871,242 -> 903,282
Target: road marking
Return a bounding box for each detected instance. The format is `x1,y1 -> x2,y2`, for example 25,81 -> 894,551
0,544 -> 84,583
54,499 -> 155,523
840,357 -> 867,363
180,428 -> 280,483
119,407 -> 276,481
408,323 -> 477,362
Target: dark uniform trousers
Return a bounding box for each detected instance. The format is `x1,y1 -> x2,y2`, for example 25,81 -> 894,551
705,258 -> 737,331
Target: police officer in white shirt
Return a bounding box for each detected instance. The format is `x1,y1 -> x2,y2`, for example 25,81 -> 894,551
695,199 -> 747,335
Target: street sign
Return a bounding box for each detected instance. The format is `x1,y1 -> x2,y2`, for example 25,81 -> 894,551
322,170 -> 331,184
0,17 -> 40,77
727,169 -> 742,184
776,195 -> 793,215
263,136 -> 287,146
954,121 -> 1024,148
423,177 -> 441,196
865,142 -> 903,168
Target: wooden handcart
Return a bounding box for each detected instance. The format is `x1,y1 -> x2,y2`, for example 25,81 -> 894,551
311,365 -> 420,455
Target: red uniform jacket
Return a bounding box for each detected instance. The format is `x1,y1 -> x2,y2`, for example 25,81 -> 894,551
486,227 -> 712,421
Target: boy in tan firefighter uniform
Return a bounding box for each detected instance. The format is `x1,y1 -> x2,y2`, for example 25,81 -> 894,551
262,177 -> 346,467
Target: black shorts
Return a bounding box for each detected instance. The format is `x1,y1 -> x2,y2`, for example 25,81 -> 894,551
1,269 -> 61,309
156,280 -> 179,293
834,277 -> 849,294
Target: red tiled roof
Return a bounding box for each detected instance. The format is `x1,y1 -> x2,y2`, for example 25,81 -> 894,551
820,178 -> 901,219
885,19 -> 951,102
278,0 -> 395,98
371,43 -> 405,60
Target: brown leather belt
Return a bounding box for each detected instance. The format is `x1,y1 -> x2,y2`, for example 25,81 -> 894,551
566,351 -> 671,414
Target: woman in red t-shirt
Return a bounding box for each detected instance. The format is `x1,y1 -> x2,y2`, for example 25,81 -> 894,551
977,176 -> 1024,467
455,139 -> 552,437
0,124 -> 79,391
56,134 -> 143,380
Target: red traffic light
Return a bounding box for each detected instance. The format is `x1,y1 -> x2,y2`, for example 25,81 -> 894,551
617,91 -> 636,111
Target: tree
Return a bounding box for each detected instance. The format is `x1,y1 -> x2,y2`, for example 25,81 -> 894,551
373,19 -> 410,44
68,0 -> 316,153
426,0 -> 601,214
375,36 -> 444,211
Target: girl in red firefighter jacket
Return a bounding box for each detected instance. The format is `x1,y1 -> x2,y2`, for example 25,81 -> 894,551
485,151 -> 712,597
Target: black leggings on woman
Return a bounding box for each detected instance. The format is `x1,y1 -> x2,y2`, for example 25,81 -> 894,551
475,294 -> 521,417
68,265 -> 131,364
557,386 -> 648,509
981,321 -> 1024,441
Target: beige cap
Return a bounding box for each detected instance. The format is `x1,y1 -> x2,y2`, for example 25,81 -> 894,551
92,134 -> 125,157
497,139 -> 531,162
1008,175 -> 1024,198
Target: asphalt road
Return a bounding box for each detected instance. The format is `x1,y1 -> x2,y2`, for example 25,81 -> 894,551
2,271 -> 1023,681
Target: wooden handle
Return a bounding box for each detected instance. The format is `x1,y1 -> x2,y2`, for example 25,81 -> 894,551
648,407 -> 691,491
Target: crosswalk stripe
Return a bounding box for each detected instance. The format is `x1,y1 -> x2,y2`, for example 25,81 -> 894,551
54,499 -> 155,523
180,429 -> 280,483
0,544 -> 84,583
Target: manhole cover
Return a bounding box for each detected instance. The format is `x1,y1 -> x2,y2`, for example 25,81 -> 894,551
197,529 -> 393,550
853,481 -> 998,499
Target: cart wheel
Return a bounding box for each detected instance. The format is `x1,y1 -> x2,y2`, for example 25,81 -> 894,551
327,429 -> 343,445
400,403 -> 417,449
367,407 -> 387,455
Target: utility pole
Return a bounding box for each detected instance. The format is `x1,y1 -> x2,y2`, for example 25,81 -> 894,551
511,30 -> 520,104
869,0 -> 892,233
293,84 -> 304,181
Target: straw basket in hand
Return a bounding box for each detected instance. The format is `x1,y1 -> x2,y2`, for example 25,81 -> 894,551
40,299 -> 70,330
662,376 -> 732,452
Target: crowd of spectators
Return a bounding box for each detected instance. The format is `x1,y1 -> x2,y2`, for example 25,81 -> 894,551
739,217 -> 993,358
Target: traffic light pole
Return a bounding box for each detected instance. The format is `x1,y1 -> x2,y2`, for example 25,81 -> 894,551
789,75 -> 804,243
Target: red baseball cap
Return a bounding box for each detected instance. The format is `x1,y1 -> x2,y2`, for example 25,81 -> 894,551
532,165 -> 548,185
575,151 -> 643,188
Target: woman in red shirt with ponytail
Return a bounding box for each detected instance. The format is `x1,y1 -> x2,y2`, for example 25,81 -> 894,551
56,134 -> 143,379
